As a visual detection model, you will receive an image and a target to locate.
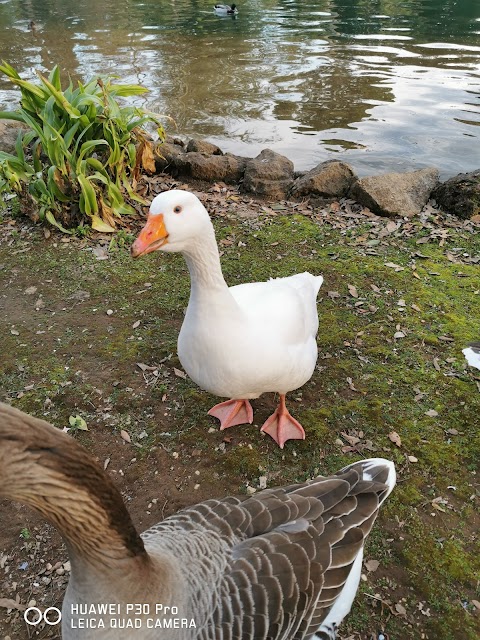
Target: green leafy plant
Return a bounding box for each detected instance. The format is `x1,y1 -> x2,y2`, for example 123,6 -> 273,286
68,414 -> 88,432
0,62 -> 165,232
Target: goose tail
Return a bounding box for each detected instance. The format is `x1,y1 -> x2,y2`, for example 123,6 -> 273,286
313,458 -> 396,639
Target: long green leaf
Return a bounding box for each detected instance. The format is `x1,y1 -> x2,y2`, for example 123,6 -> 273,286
14,131 -> 25,164
109,84 -> 149,97
0,61 -> 21,79
11,78 -> 47,99
0,111 -> 26,123
63,121 -> 81,149
85,159 -> 109,179
45,210 -> 73,234
77,174 -> 98,214
48,66 -> 62,91
37,72 -> 81,118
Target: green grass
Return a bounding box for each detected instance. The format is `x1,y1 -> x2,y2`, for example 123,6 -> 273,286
0,206 -> 479,639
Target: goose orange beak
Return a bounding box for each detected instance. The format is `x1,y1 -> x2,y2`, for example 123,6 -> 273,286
131,214 -> 169,257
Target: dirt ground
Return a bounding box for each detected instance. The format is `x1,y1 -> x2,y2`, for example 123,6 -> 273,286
0,176 -> 479,640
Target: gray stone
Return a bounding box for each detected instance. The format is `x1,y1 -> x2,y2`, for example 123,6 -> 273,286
165,135 -> 185,147
0,120 -> 26,154
291,160 -> 357,198
349,168 -> 440,217
186,138 -> 223,155
432,169 -> 480,220
181,152 -> 246,183
243,149 -> 294,198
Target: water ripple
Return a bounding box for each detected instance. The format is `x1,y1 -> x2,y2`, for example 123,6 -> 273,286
0,0 -> 478,177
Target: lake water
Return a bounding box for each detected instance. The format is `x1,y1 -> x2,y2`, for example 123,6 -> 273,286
0,0 -> 479,177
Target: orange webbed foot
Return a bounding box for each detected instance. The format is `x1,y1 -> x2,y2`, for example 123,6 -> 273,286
208,399 -> 254,430
260,394 -> 305,448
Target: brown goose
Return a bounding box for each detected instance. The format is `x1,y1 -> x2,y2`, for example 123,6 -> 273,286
0,402 -> 395,639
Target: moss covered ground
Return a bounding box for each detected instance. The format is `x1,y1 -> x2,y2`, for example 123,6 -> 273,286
0,183 -> 479,639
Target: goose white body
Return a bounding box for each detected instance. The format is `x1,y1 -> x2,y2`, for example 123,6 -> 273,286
178,271 -> 323,399
131,189 -> 323,446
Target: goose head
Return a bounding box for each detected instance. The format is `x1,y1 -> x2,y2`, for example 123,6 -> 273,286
131,190 -> 212,257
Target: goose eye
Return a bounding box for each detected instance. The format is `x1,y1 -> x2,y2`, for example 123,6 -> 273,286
173,205 -> 182,214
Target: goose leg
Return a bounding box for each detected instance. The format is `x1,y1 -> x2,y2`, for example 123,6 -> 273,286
261,394 -> 305,448
208,399 -> 254,430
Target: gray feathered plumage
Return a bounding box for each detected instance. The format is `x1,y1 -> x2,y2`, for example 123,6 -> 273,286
0,402 -> 395,639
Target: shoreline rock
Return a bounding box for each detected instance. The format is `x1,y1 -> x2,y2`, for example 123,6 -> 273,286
242,149 -> 294,198
291,160 -> 357,199
1,121 -> 478,220
349,168 -> 440,218
432,170 -> 480,220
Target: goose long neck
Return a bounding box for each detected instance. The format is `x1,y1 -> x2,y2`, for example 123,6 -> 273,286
14,466 -> 148,575
183,227 -> 229,296
0,405 -> 176,603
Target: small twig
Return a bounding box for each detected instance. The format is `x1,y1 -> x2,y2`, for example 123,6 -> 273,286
364,592 -> 398,616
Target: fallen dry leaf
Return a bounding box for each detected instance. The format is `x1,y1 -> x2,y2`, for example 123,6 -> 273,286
389,431 -> 402,447
136,362 -> 157,372
341,432 -> 361,446
395,602 -> 407,616
120,430 -> 131,443
446,428 -> 459,436
348,284 -> 358,298
173,367 -> 187,379
425,409 -> 438,417
0,598 -> 25,611
346,377 -> 359,392
385,262 -> 405,272
365,559 -> 380,572
24,286 -> 37,295
92,245 -> 109,260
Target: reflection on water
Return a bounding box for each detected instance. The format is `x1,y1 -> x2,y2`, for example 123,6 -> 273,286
0,0 -> 479,177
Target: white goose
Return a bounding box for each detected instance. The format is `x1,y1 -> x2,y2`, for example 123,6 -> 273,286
0,402 -> 396,640
131,190 -> 323,448
463,342 -> 480,370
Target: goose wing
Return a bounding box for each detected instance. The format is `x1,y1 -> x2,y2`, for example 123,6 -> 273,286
229,273 -> 323,346
145,458 -> 395,639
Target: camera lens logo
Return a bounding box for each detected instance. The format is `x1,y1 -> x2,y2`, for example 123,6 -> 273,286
24,606 -> 62,626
